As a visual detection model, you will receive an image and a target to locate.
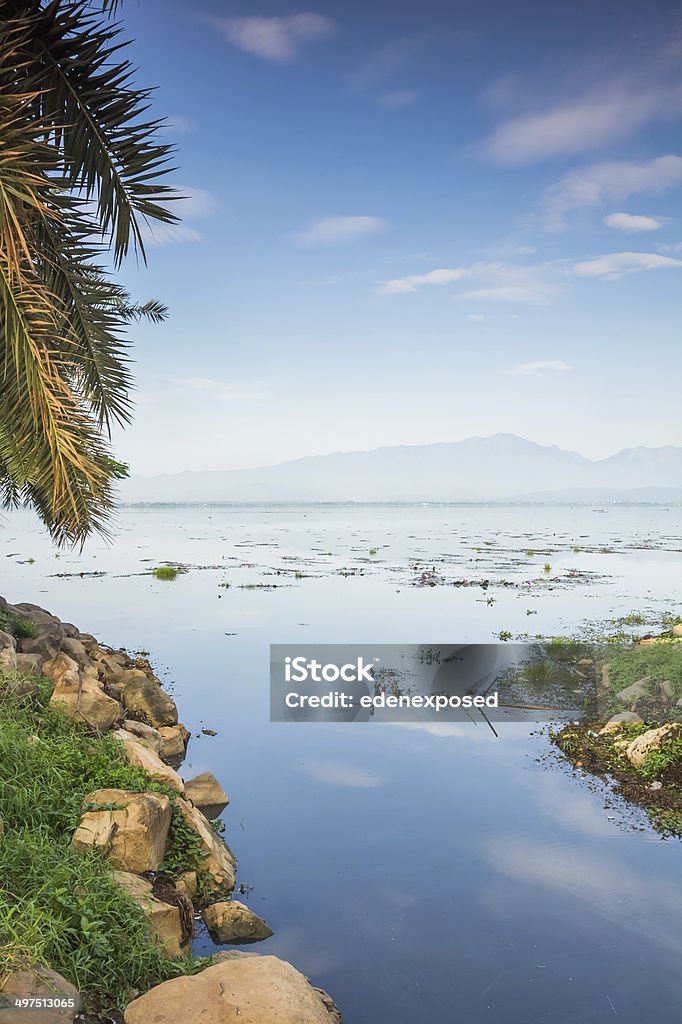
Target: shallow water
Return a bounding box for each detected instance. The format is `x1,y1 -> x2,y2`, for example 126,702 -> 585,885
2,504 -> 681,1023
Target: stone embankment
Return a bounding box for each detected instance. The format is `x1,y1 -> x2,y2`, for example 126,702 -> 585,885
0,596 -> 341,1023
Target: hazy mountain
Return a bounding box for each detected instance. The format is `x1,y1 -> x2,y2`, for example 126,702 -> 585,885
119,434 -> 682,504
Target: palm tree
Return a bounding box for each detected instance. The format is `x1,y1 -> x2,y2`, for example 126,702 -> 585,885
0,0 -> 177,544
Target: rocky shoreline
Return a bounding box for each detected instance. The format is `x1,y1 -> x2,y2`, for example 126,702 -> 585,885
0,595 -> 342,1023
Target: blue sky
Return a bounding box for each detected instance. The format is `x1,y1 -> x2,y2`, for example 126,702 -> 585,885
115,0 -> 682,475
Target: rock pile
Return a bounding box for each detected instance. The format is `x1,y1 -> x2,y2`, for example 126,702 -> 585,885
0,596 -> 342,1022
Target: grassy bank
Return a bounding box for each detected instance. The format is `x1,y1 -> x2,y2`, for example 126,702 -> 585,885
0,673 -> 206,1013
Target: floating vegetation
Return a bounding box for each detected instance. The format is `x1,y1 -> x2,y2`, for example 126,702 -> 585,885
153,565 -> 179,581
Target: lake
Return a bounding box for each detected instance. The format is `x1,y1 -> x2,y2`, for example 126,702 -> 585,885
2,503 -> 681,1023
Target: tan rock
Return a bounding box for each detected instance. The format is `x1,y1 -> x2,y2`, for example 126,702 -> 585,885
176,797 -> 236,893
159,723 -> 190,761
48,658 -> 121,733
626,724 -> 680,769
124,956 -> 341,1024
203,900 -> 273,944
114,730 -> 185,793
123,719 -> 163,753
99,653 -> 125,683
0,645 -> 17,672
78,632 -> 99,654
673,623 -> 682,638
184,771 -> 229,819
599,712 -> 644,735
122,672 -> 178,728
59,636 -> 89,668
113,871 -> 188,958
0,965 -> 79,1023
15,652 -> 44,675
175,870 -> 198,900
72,789 -> 171,872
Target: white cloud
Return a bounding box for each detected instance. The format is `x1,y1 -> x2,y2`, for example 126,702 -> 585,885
379,260 -> 562,304
138,185 -> 218,247
379,267 -> 466,294
346,37 -> 423,93
604,212 -> 665,232
482,88 -> 661,164
542,155 -> 682,228
378,89 -> 419,109
295,215 -> 388,246
466,313 -> 486,321
573,251 -> 682,279
165,114 -> 198,135
139,223 -> 201,247
504,360 -> 572,377
213,13 -> 336,63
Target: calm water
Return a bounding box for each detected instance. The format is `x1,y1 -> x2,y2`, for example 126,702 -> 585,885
2,504 -> 682,1023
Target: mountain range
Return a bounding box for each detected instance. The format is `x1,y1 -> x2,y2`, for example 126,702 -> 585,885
119,434 -> 682,505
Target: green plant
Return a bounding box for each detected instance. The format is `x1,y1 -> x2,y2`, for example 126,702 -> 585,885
0,676 -> 205,1009
369,548 -> 377,556
0,612 -> 37,639
0,0 -> 174,544
498,630 -> 512,642
543,563 -> 551,573
153,566 -> 179,581
638,733 -> 682,781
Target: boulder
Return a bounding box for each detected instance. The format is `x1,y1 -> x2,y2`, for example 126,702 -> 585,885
626,724 -> 681,769
15,652 -> 44,675
12,605 -> 64,662
99,653 -> 125,683
203,900 -> 273,944
78,632 -> 99,654
113,730 -> 185,793
113,871 -> 188,958
0,628 -> 16,650
175,870 -> 198,900
184,771 -> 229,819
658,680 -> 675,699
673,623 -> 682,638
0,645 -> 17,672
59,636 -> 89,668
60,622 -> 80,639
123,719 -> 164,753
0,965 -> 79,1023
124,956 -> 342,1024
159,723 -> 190,762
47,655 -> 121,733
599,712 -> 644,734
615,678 -> 650,704
176,797 -> 236,893
1,675 -> 41,701
72,789 -> 171,872
122,672 -> 178,728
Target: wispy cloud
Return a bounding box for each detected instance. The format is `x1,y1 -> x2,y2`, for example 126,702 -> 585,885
164,114 -> 198,136
542,155 -> 682,228
504,360 -> 572,376
211,13 -> 336,63
603,212 -> 666,232
482,86 -> 667,164
573,251 -> 682,279
378,267 -> 466,294
295,215 -> 387,246
139,185 -> 218,248
346,36 -> 425,93
379,260 -> 562,304
378,88 -> 419,109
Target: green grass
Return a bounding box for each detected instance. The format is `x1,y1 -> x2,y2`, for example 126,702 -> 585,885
637,730 -> 682,781
0,610 -> 37,639
153,566 -> 179,581
606,644 -> 682,697
0,675 -> 205,1011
